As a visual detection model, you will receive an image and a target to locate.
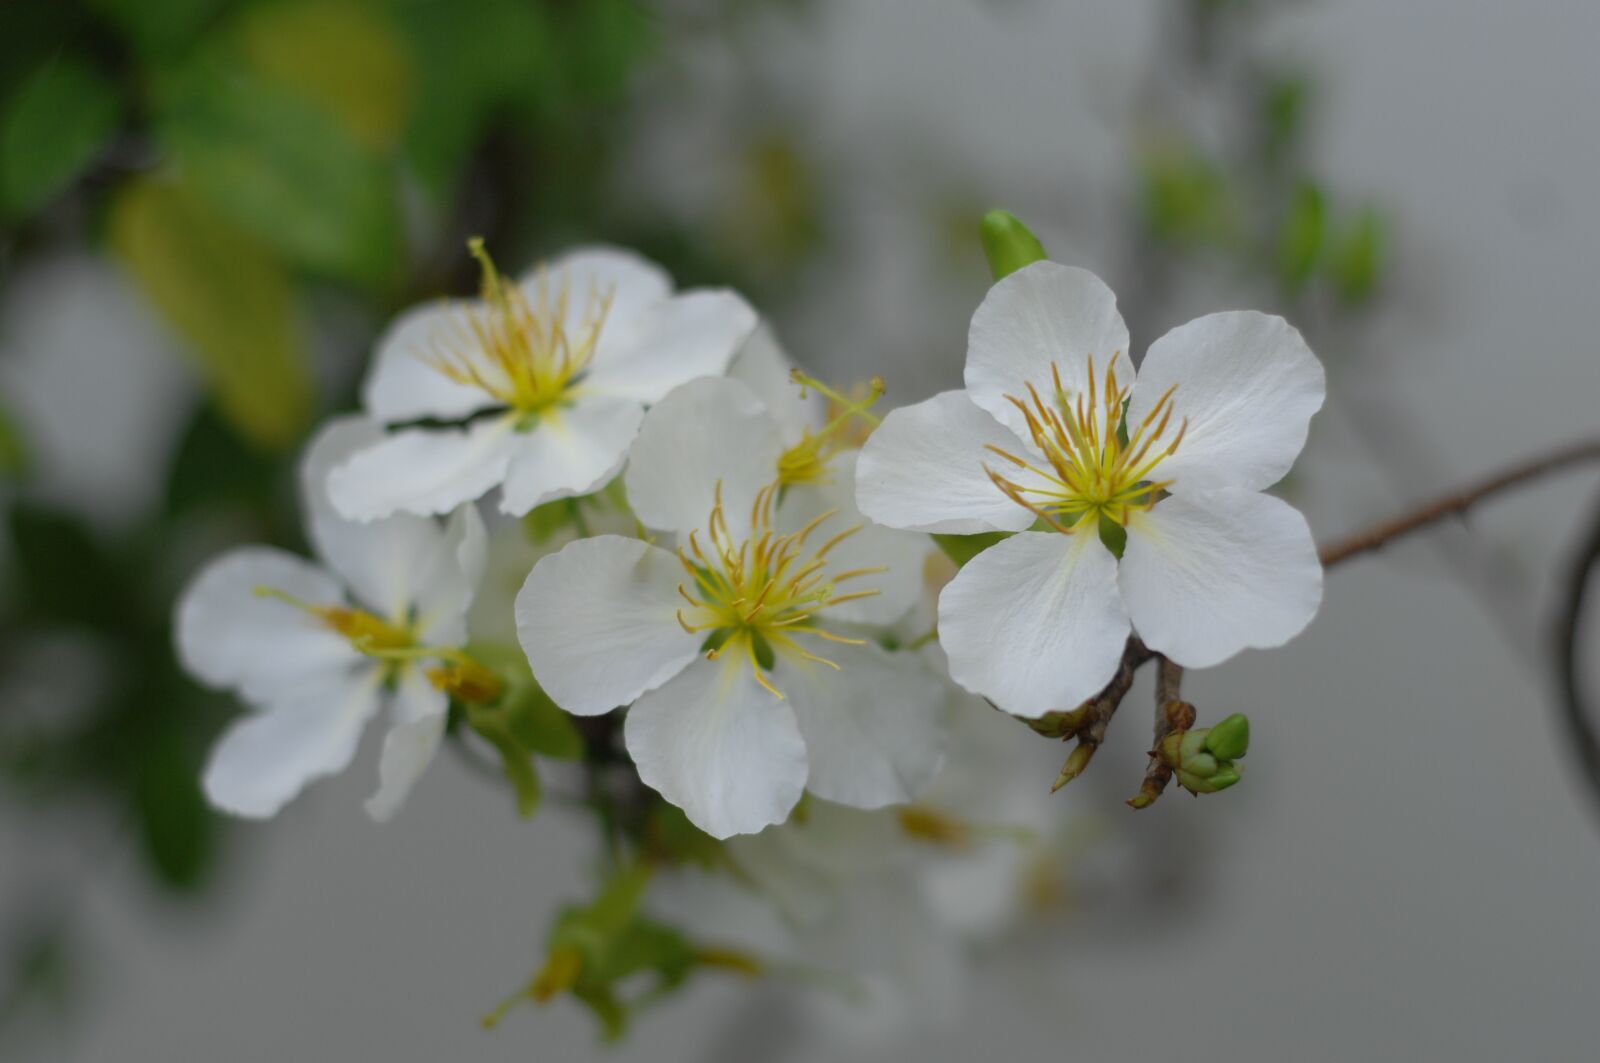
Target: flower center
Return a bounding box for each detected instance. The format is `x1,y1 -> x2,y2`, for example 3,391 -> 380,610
984,354 -> 1186,533
775,373 -> 884,488
673,481 -> 884,699
426,239 -> 612,422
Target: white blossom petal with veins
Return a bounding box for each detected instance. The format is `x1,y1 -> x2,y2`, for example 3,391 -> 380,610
516,536 -> 701,716
497,394 -> 644,517
938,531 -> 1130,717
1120,486 -> 1322,668
624,656 -> 808,839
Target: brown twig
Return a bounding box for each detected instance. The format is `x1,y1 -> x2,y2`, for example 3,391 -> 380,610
1554,489 -> 1600,826
1049,638 -> 1152,791
1318,437 -> 1600,568
1129,657 -> 1195,809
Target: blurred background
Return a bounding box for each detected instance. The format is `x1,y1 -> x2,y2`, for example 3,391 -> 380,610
2,0 -> 1598,1059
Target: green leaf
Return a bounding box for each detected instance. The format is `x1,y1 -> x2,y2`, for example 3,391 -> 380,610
238,0 -> 415,150
154,56 -> 403,286
108,176 -> 314,450
85,0 -> 233,62
0,57 -> 120,218
1330,205 -> 1388,305
980,209 -> 1048,280
502,682 -> 584,761
933,530 -> 1011,568
0,393 -> 27,480
7,504 -> 124,629
1138,146 -> 1234,247
130,725 -> 217,891
465,703 -> 542,816
1277,180 -> 1326,291
1261,72 -> 1312,167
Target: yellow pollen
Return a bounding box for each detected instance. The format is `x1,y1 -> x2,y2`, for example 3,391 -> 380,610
984,353 -> 1187,533
674,480 -> 879,699
423,238 -> 612,420
776,372 -> 884,487
896,805 -> 971,848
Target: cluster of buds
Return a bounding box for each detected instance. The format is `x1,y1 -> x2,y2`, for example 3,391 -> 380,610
1129,704 -> 1251,808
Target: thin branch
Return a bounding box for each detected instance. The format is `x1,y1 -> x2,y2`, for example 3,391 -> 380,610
1318,437 -> 1600,568
1554,490 -> 1600,826
1129,658 -> 1195,809
1049,638 -> 1152,792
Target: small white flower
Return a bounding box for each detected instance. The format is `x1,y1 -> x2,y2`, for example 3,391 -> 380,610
515,372 -> 948,838
856,261 -> 1325,717
327,243 -> 757,521
176,418 -> 487,820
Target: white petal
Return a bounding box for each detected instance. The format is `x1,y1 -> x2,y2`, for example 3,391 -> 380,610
327,414 -> 518,521
175,547 -> 357,703
1120,488 -> 1322,668
855,391 -> 1036,535
498,394 -> 643,516
411,503 -> 489,644
728,321 -> 826,444
783,641 -> 949,808
783,456 -> 927,626
585,289 -> 757,404
623,377 -> 782,538
531,245 -> 673,335
964,262 -> 1132,440
364,669 -> 448,822
938,530 -> 1129,718
624,657 -> 808,839
1128,311 -> 1325,493
202,668 -> 384,818
302,416 -> 453,618
362,300 -> 499,424
515,536 -> 699,715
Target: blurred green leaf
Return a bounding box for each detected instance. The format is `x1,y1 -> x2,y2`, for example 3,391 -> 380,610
465,702 -> 542,817
557,0 -> 653,104
1138,146 -> 1235,248
1261,72 -> 1312,167
502,682 -> 584,761
0,57 -> 121,219
109,176 -> 314,450
0,395 -> 26,480
130,725 -> 216,891
395,0 -> 555,195
1330,205 -> 1388,305
240,0 -> 415,150
933,530 -> 1010,568
163,404 -> 286,516
155,56 -> 403,286
1276,180 -> 1325,291
7,505 -> 124,629
85,0 -> 234,62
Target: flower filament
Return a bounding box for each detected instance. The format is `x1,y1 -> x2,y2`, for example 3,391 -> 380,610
674,482 -> 884,699
984,355 -> 1186,533
776,371 -> 884,487
425,238 -> 612,424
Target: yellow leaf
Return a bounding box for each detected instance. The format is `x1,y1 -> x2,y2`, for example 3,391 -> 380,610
108,177 -> 314,450
239,0 -> 415,151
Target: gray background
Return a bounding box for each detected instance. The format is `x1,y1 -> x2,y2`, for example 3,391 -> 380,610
6,1 -> 1600,1059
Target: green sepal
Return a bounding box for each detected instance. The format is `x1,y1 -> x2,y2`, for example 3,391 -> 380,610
750,631 -> 776,671
933,530 -> 1011,568
501,681 -> 584,761
1204,713 -> 1251,761
1097,513 -> 1127,558
980,209 -> 1048,280
464,701 -> 542,816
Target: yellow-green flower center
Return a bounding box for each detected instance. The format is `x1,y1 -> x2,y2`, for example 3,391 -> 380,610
426,239 -> 611,421
775,373 -> 884,488
984,354 -> 1187,533
673,481 -> 884,699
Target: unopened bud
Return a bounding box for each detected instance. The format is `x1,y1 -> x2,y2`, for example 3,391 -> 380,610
1204,713 -> 1250,760
981,209 -> 1049,280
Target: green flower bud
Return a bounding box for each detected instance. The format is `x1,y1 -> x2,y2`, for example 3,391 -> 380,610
1182,752 -> 1220,780
980,209 -> 1048,280
1204,713 -> 1250,761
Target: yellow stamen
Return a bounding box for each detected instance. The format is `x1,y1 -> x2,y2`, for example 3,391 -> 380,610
776,372 -> 885,487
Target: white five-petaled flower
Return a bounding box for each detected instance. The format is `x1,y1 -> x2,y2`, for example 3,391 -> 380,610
856,261 -> 1326,718
176,418 -> 487,820
327,243 -> 757,521
515,369 -> 948,839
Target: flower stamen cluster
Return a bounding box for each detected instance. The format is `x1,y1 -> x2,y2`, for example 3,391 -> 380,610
776,371 -> 884,487
984,355 -> 1187,532
425,238 -> 613,422
673,482 -> 884,699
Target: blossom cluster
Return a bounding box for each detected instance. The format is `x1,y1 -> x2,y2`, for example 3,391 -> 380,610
174,235 -> 1325,1025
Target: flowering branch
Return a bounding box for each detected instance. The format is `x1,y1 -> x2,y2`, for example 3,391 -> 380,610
1317,437 -> 1600,568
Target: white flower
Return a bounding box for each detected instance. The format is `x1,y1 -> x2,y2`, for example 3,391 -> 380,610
176,418 -> 487,820
515,373 -> 948,838
327,244 -> 757,521
856,261 -> 1325,717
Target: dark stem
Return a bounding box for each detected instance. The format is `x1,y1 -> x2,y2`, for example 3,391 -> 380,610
1130,657 -> 1195,809
1049,638 -> 1152,791
1318,438 -> 1600,568
1554,490 -> 1600,826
